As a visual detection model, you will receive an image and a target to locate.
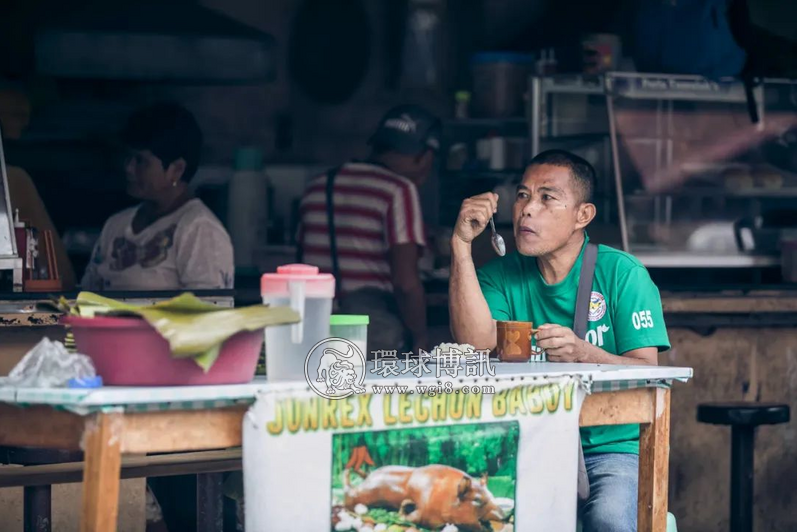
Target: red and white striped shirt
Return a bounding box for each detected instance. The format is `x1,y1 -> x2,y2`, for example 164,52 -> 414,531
297,161 -> 426,295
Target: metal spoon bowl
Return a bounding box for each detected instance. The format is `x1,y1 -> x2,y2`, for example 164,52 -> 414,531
490,217 -> 506,256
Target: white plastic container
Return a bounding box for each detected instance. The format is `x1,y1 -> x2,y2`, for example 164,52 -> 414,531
329,315 -> 369,367
227,147 -> 271,268
261,264 -> 335,382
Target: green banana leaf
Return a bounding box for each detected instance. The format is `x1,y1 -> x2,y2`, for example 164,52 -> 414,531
62,292 -> 301,372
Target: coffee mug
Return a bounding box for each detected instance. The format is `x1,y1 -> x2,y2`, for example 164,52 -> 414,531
496,320 -> 538,362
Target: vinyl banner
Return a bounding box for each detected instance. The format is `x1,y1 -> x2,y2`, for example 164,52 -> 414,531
244,376 -> 586,532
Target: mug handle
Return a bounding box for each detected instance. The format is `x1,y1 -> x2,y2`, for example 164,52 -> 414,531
530,328 -> 545,358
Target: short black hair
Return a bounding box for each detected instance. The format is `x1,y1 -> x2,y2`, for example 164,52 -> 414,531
121,102 -> 203,182
527,149 -> 595,204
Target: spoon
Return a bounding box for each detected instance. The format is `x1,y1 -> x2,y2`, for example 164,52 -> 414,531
489,217 -> 506,256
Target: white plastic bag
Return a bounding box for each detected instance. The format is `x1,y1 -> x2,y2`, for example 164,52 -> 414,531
0,337 -> 96,388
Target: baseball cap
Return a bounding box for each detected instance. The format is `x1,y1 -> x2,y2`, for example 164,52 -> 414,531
368,104 -> 441,155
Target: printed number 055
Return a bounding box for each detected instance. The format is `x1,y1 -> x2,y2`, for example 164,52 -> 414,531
632,310 -> 653,330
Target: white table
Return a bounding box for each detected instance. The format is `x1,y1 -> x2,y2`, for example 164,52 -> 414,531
0,363 -> 691,532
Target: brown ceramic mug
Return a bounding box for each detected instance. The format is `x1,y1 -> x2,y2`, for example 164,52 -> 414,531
496,320 -> 538,362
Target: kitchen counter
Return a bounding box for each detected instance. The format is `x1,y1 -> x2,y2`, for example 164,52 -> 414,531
661,289 -> 797,312
426,284 -> 797,312
0,290 -> 235,316
633,252 -> 781,268
0,289 -> 235,302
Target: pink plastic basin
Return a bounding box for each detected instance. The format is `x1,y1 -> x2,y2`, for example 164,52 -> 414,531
62,315 -> 263,386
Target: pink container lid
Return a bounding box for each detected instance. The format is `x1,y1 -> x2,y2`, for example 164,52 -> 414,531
261,263 -> 335,298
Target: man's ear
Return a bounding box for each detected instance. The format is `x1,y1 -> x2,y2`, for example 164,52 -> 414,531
575,202 -> 596,229
168,158 -> 187,183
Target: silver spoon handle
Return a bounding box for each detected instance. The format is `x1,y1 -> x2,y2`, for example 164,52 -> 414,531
489,216 -> 497,233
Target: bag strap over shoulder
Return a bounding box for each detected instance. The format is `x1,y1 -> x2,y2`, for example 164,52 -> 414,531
573,241 -> 598,505
574,242 -> 598,340
325,167 -> 342,300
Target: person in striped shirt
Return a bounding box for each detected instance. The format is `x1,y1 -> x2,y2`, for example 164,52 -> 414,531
298,104 -> 441,356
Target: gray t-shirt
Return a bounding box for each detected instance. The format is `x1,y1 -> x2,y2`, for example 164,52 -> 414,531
81,198 -> 234,291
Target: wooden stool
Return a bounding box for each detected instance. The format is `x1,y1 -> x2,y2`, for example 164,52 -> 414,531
697,402 -> 790,532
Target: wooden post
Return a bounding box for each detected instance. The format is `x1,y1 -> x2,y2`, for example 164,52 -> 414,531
638,388 -> 671,531
80,413 -> 123,532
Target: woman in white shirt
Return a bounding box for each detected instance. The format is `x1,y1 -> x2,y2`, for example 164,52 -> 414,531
81,102 -> 234,291
81,102 -> 234,531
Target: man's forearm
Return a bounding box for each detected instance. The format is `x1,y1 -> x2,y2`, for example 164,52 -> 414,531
580,342 -> 658,366
394,283 -> 428,350
449,239 -> 496,349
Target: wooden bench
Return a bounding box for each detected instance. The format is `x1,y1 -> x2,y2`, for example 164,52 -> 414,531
0,448 -> 242,532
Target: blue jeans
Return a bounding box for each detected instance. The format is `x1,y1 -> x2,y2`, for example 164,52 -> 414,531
580,453 -> 639,532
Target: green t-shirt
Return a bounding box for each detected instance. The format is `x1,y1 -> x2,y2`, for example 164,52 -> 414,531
476,233 -> 671,454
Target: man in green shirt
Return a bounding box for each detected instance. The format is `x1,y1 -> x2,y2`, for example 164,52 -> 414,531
449,149 -> 670,532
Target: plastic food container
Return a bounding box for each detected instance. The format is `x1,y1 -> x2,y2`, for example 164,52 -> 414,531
471,52 -> 534,118
63,315 -> 263,386
261,264 -> 335,382
330,315 -> 369,359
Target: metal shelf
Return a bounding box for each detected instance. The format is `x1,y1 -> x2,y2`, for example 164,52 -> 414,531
441,73 -> 797,260
444,118 -> 527,127
603,74 -> 797,253
538,133 -> 609,143
634,251 -> 780,268
540,75 -> 605,95
446,169 -> 524,180
605,73 -> 753,103
628,188 -> 797,199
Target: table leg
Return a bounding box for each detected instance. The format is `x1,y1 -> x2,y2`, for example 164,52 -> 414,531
80,413 -> 123,532
730,425 -> 755,532
197,472 -> 225,532
638,388 -> 671,532
24,485 -> 51,532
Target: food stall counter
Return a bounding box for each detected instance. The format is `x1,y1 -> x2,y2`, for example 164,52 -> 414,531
0,363 -> 691,531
